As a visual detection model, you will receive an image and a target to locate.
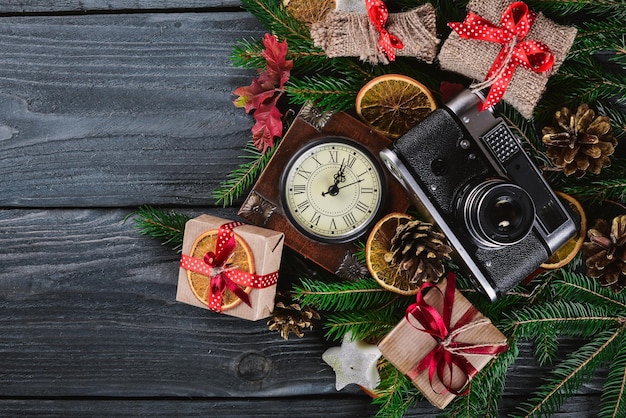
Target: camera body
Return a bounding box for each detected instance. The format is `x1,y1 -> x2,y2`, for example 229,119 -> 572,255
380,90 -> 578,300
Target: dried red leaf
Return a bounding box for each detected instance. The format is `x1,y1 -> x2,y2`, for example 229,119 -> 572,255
251,99 -> 283,154
233,34 -> 293,153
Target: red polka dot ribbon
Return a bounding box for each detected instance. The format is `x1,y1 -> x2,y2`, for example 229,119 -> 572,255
404,273 -> 509,395
366,0 -> 404,61
180,222 -> 279,312
448,1 -> 554,111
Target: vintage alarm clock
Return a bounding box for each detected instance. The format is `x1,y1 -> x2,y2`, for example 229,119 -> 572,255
238,106 -> 410,276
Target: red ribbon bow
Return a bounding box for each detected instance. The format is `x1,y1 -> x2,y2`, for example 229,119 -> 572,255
366,0 -> 404,61
405,272 -> 508,395
180,222 -> 279,312
448,1 -> 554,111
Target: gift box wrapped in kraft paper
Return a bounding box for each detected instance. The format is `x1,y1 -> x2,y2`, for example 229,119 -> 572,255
438,0 -> 577,118
177,214 -> 284,321
378,273 -> 509,409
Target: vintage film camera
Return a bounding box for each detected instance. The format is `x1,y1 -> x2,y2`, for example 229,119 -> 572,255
380,89 -> 578,301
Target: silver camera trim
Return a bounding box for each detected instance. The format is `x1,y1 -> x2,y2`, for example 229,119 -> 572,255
380,148 -> 499,301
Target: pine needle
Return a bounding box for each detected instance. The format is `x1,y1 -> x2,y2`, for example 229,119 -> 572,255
373,359 -> 423,418
211,141 -> 276,207
130,206 -> 190,253
515,329 -> 620,417
600,331 -> 626,418
292,277 -> 400,312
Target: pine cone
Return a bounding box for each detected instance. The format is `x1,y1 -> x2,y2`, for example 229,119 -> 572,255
267,292 -> 320,340
582,215 -> 626,293
384,220 -> 453,284
542,104 -> 617,177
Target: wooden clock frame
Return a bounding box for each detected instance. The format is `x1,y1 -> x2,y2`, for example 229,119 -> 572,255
238,106 -> 410,277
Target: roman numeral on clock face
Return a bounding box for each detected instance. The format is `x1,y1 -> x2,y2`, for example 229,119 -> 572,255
355,201 -> 369,213
342,212 -> 357,227
297,168 -> 312,180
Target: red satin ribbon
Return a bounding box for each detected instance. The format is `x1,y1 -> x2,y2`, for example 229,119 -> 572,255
180,222 -> 279,312
448,1 -> 554,111
404,272 -> 508,395
366,0 -> 404,61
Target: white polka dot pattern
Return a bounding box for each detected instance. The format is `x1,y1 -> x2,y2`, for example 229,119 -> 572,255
366,0 -> 404,61
448,1 -> 554,111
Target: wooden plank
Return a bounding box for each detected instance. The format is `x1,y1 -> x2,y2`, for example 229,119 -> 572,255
0,1 -> 242,13
0,208 -> 602,416
0,12 -> 264,207
0,396 -> 602,417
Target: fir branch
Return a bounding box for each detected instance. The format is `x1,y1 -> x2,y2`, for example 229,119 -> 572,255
373,359 -> 423,418
292,277 -> 400,312
551,271 -> 626,314
515,329 -> 620,418
285,74 -> 364,112
324,298 -> 409,342
568,18 -> 626,60
596,101 -> 626,140
600,332 -> 626,418
533,324 -> 559,366
562,177 -> 626,205
230,37 -> 266,70
130,206 -> 190,252
211,141 -> 276,207
507,301 -> 621,339
542,55 -> 626,111
240,0 -> 311,43
445,338 -> 519,418
526,0 -> 626,20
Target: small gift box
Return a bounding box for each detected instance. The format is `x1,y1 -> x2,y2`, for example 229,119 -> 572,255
310,3 -> 439,65
176,214 -> 284,321
438,0 -> 577,118
378,273 -> 508,409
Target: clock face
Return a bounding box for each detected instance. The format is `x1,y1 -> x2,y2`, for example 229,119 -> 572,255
281,138 -> 385,243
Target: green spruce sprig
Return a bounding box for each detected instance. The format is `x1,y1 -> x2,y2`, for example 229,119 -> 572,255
444,338 -> 519,418
561,175 -> 626,205
526,0 -> 626,20
131,206 -> 190,252
285,73 -> 364,112
599,334 -> 626,418
514,329 -> 621,417
568,18 -> 626,62
373,359 -> 423,418
293,277 -> 398,312
292,276 -> 413,341
323,297 -> 411,342
540,55 -> 626,113
212,141 -> 276,207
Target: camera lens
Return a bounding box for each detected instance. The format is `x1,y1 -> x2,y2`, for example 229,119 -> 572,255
462,180 -> 535,247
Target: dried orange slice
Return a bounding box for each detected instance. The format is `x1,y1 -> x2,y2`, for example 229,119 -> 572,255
366,212 -> 421,295
187,229 -> 255,310
540,192 -> 587,270
356,74 -> 437,139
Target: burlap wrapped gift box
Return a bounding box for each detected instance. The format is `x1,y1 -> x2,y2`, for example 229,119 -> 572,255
438,0 -> 577,118
311,3 -> 439,65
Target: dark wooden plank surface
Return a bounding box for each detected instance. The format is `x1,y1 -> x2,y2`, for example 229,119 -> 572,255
0,12 -> 262,207
0,1 -> 242,13
0,5 -> 604,417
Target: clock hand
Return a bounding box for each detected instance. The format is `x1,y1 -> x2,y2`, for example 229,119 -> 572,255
322,178 -> 364,197
333,158 -> 346,184
336,178 -> 364,190
323,158 -> 348,197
